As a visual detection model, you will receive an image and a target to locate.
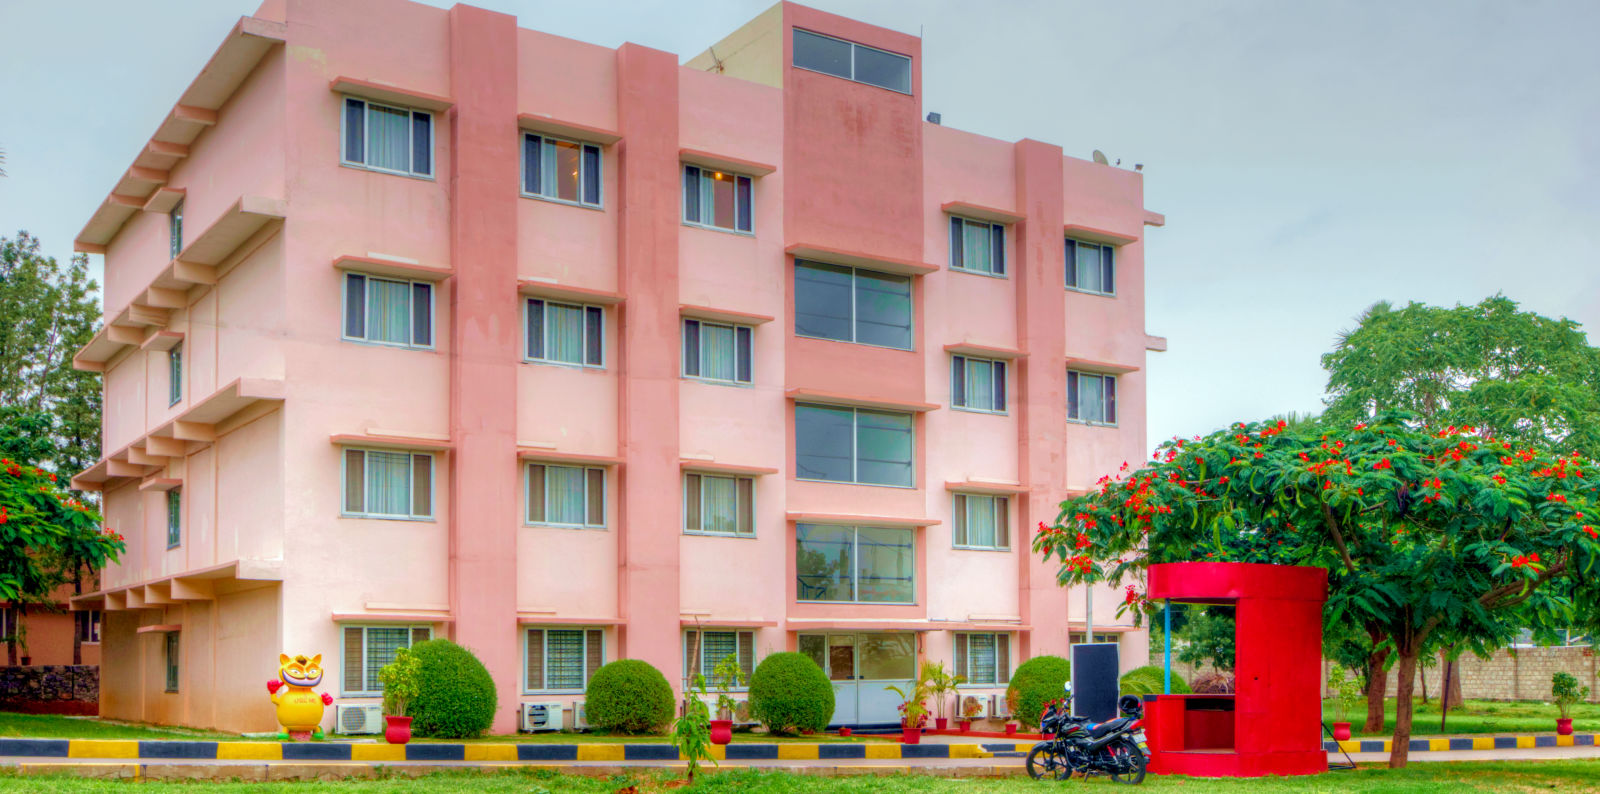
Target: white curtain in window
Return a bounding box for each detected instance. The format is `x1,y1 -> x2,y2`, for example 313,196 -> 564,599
366,105 -> 410,172
963,221 -> 991,273
966,495 -> 997,547
366,279 -> 411,344
1080,374 -> 1105,423
1075,244 -> 1103,293
365,451 -> 411,516
702,475 -> 737,533
701,324 -> 735,381
966,360 -> 994,411
547,465 -> 585,524
547,303 -> 585,364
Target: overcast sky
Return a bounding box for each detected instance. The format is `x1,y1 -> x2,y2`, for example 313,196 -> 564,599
2,0 -> 1596,448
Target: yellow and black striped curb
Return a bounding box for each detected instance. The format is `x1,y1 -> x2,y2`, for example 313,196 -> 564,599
13,761 -> 1028,782
0,739 -> 991,762
1325,734 -> 1596,753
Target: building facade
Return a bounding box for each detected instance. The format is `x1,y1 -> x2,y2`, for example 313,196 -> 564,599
69,0 -> 1165,734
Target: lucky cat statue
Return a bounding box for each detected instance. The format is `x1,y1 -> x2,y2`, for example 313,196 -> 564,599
267,653 -> 334,740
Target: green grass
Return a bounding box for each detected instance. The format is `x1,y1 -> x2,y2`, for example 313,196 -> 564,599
1322,697 -> 1600,737
1,762 -> 1598,792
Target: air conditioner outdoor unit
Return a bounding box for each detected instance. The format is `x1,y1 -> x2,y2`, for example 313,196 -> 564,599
335,704 -> 384,735
990,694 -> 1011,719
572,702 -> 590,730
522,701 -> 565,732
733,699 -> 754,725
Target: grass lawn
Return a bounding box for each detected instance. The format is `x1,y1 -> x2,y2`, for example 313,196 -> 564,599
1,762 -> 1598,792
1322,697 -> 1600,737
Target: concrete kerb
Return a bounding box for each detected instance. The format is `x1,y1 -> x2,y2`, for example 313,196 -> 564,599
1324,733 -> 1598,754
15,761 -> 1029,782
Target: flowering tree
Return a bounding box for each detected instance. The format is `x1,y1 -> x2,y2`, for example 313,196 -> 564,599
1035,413 -> 1600,768
0,456 -> 123,610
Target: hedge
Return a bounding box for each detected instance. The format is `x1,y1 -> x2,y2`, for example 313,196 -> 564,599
1006,655 -> 1071,728
1120,664 -> 1190,696
748,652 -> 833,734
584,660 -> 675,734
405,640 -> 498,739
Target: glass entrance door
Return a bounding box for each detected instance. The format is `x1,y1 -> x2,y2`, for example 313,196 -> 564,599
800,632 -> 916,727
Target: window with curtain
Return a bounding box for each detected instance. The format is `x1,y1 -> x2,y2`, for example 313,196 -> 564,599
169,199 -> 184,259
342,97 -> 432,177
166,488 -> 181,548
342,273 -> 433,349
165,632 -> 180,692
949,217 -> 1005,276
525,299 -> 604,367
341,625 -> 432,695
795,403 -> 913,487
795,524 -> 914,604
168,344 -> 183,406
792,29 -> 912,94
794,261 -> 912,350
952,493 -> 1008,550
951,355 -> 1006,413
682,319 -> 753,384
682,166 -> 754,233
525,628 -> 604,692
683,473 -> 754,536
1065,239 -> 1115,295
954,633 -> 1010,685
522,133 -> 602,207
1066,370 -> 1118,426
683,630 -> 755,688
341,449 -> 434,520
526,463 -> 606,528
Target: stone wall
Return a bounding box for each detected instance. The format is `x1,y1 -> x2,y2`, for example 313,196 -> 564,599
0,665 -> 99,715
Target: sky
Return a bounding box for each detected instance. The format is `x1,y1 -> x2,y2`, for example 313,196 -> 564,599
2,0 -> 1597,450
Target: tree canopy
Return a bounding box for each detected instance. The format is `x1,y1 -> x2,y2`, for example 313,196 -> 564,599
0,454 -> 123,604
1037,413 -> 1599,767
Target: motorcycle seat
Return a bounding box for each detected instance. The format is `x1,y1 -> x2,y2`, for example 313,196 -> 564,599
1090,717 -> 1129,738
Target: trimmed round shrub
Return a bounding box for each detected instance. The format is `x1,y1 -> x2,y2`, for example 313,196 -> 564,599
1006,655 -> 1071,729
405,639 -> 498,739
585,660 -> 674,734
1120,665 -> 1190,696
748,652 -> 833,734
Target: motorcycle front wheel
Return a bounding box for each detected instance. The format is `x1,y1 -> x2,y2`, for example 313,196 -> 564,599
1025,743 -> 1070,780
1107,737 -> 1147,785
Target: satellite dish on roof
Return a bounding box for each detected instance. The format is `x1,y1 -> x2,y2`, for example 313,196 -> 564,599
1092,150 -> 1109,165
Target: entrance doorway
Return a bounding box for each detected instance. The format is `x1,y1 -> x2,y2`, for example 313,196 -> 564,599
798,632 -> 917,727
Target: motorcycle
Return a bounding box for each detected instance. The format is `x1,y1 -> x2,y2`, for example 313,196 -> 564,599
1025,684 -> 1148,784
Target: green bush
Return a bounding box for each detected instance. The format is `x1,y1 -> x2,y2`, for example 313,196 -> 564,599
404,640 -> 498,739
585,660 -> 675,734
748,652 -> 834,734
1120,665 -> 1190,696
1006,655 -> 1071,728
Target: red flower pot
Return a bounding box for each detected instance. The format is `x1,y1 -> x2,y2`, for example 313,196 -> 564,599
935,717 -> 948,730
1333,722 -> 1351,741
1557,718 -> 1573,736
384,715 -> 412,745
839,727 -> 851,738
1005,723 -> 1018,736
709,719 -> 733,745
901,727 -> 921,745
958,720 -> 972,733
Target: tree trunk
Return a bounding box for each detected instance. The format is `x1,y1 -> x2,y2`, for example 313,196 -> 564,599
1388,650 -> 1418,768
1363,647 -> 1390,733
1442,651 -> 1463,710
1419,663 -> 1428,704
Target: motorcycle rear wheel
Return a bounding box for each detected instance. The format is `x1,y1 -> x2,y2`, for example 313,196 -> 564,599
1108,737 -> 1147,785
1025,743 -> 1070,780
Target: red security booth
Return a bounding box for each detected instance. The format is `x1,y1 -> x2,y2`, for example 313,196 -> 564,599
1143,562 -> 1328,777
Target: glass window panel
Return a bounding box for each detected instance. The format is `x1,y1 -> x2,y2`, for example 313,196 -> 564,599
857,526 -> 914,603
701,631 -> 737,679
411,455 -> 432,518
527,464 -> 545,523
582,144 -> 601,205
795,404 -> 855,483
1075,243 -> 1103,293
966,359 -> 995,411
553,139 -> 581,202
735,326 -> 753,383
546,303 -> 584,364
586,468 -> 605,526
545,465 -> 585,525
701,323 -> 736,382
853,270 -> 912,350
585,630 -> 604,682
949,217 -> 963,270
796,524 -> 854,602
962,220 -> 991,274
523,135 -> 542,194
735,176 -> 753,232
170,200 -> 184,259
1101,245 -> 1115,294
366,278 -> 411,345
992,224 -> 1006,275
366,104 -> 410,172
411,283 -> 432,347
344,450 -> 365,514
540,140 -> 558,196
169,345 -> 182,405
1104,376 -> 1117,425
798,635 -> 826,671
860,634 -> 916,680
364,627 -> 410,691
526,300 -> 544,360
736,477 -> 754,534
166,489 -> 181,547
996,498 -> 1009,549
546,629 -> 585,690
855,409 -> 913,487
794,262 -> 854,342
1064,240 -> 1078,288
1067,371 -> 1080,420
526,629 -> 544,690
585,306 -> 603,366
166,633 -> 180,691
994,361 -> 1007,412
952,494 -> 968,546
344,274 -> 366,339
410,112 -> 431,175
344,99 -> 365,163
683,167 -> 701,223
682,320 -> 700,377
951,356 -> 967,408
852,45 -> 912,92
709,172 -> 736,229
1078,373 -> 1105,423
702,475 -> 737,533
684,474 -> 702,531
343,627 -> 364,692
793,29 -> 852,78
966,494 -> 997,548
365,451 -> 411,516
967,633 -> 997,684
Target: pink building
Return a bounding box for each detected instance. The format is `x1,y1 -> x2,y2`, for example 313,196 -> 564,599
68,0 -> 1166,734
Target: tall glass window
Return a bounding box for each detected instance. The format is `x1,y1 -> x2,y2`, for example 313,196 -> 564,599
795,404 -> 913,487
795,524 -> 914,604
522,134 -> 602,207
342,98 -> 432,177
794,261 -> 912,351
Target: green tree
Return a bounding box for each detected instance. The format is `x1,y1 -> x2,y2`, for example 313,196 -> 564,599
1175,607 -> 1236,672
1037,414 -> 1599,767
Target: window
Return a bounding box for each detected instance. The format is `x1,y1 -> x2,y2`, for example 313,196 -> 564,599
343,273 -> 434,349
168,344 -> 183,406
682,166 -> 753,233
1066,370 -> 1118,426
953,493 -> 1009,550
795,403 -> 913,487
522,134 -> 602,207
795,524 -> 914,603
74,611 -> 101,643
954,633 -> 1010,686
169,199 -> 184,259
342,97 -> 432,177
526,464 -> 605,528
525,628 -> 603,692
342,625 -> 431,695
684,473 -> 754,536
166,489 -> 181,548
164,632 -> 180,692
792,29 -> 912,94
1069,632 -> 1121,645
683,629 -> 755,688
682,320 -> 753,385
342,449 -> 434,520
794,261 -> 913,350
949,218 -> 1005,276
525,299 -> 604,367
1065,239 -> 1115,295
951,355 -> 1006,413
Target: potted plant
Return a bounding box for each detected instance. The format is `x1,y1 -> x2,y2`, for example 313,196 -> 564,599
959,696 -> 983,733
708,653 -> 743,745
1004,720 -> 1018,736
919,661 -> 964,731
1327,664 -> 1363,741
885,681 -> 929,745
1552,672 -> 1589,736
377,648 -> 420,745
